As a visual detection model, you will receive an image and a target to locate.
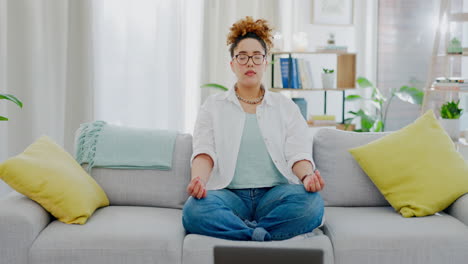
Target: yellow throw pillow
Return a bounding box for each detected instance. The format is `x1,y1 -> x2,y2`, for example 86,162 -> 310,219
349,110 -> 468,217
0,136 -> 109,224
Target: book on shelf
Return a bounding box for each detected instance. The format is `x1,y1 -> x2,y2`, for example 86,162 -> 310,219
291,58 -> 301,89
297,59 -> 307,89
308,115 -> 336,126
297,58 -> 314,89
280,58 -> 291,88
304,60 -> 314,88
279,57 -> 301,88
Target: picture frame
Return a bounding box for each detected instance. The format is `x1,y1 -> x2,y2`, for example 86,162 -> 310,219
312,0 -> 354,26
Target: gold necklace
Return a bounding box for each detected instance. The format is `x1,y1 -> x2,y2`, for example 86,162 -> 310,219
235,86 -> 264,104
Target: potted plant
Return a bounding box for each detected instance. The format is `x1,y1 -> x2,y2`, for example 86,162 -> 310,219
439,100 -> 463,141
0,93 -> 23,121
344,77 -> 424,132
200,83 -> 228,91
321,68 -> 335,89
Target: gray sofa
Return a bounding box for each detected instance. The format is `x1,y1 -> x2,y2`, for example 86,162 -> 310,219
1,129 -> 468,264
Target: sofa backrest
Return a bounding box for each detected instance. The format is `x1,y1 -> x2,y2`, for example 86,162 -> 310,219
85,133 -> 192,209
313,128 -> 390,207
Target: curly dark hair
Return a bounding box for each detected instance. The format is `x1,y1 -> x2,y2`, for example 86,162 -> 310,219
227,16 -> 274,57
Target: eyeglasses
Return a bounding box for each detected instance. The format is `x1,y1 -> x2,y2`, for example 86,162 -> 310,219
233,54 -> 266,65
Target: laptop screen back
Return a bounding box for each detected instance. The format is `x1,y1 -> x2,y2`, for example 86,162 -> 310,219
214,246 -> 323,264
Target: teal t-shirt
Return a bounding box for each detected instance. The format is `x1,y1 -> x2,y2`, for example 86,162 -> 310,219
227,113 -> 289,189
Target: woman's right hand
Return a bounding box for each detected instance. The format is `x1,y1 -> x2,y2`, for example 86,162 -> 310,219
187,176 -> 207,199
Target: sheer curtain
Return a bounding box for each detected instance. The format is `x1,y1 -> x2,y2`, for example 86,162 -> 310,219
92,0 -> 203,132
0,0 -> 94,196
0,0 -> 204,196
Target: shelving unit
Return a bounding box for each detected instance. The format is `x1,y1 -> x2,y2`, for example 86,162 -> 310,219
269,51 -> 356,127
423,0 -> 468,152
270,51 -> 356,89
423,0 -> 466,115
269,87 -> 354,124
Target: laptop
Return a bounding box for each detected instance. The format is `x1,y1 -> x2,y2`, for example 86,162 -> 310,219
214,246 -> 323,264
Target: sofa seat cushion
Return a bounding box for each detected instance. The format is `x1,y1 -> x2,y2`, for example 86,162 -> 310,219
323,207 -> 468,264
29,206 -> 185,264
182,230 -> 334,264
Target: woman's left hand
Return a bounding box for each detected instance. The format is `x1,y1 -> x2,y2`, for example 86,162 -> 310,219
303,169 -> 325,193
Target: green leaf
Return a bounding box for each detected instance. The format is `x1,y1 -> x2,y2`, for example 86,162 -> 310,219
360,120 -> 372,132
373,90 -> 386,102
345,95 -> 362,101
357,77 -> 386,105
0,116 -> 8,121
356,77 -> 374,89
200,83 -> 228,91
440,100 -> 463,119
369,100 -> 382,111
371,120 -> 384,132
394,86 -> 424,105
354,109 -> 369,117
347,109 -> 374,132
348,109 -> 371,118
354,109 -> 375,132
0,94 -> 23,108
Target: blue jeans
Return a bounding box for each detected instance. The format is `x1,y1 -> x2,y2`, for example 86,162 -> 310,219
182,184 -> 324,241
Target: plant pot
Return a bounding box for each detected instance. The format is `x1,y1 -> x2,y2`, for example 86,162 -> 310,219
321,73 -> 335,89
439,118 -> 460,141
336,123 -> 356,131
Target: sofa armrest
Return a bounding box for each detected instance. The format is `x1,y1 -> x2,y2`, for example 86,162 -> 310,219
445,193 -> 468,226
0,191 -> 51,264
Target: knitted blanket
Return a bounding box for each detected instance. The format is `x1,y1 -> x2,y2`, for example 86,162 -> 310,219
75,121 -> 177,172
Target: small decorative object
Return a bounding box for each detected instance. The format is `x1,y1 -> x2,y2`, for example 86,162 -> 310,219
292,32 -> 308,52
272,31 -> 284,51
327,33 -> 335,45
321,68 -> 335,88
312,0 -> 354,25
463,47 -> 468,56
292,98 -> 307,121
439,100 -> 463,141
447,37 -> 463,54
316,32 -> 348,53
0,93 -> 23,121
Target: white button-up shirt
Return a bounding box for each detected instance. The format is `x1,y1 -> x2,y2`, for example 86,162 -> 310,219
191,87 -> 315,190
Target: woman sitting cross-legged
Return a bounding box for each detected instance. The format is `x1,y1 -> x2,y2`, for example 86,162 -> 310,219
182,16 -> 325,241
